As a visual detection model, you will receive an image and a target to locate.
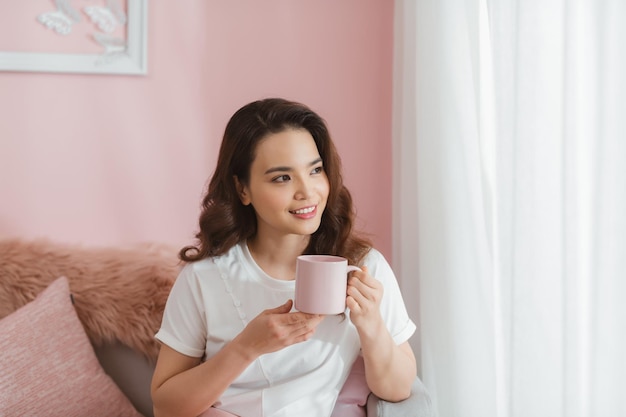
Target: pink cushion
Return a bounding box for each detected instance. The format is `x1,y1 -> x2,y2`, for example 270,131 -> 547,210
0,277 -> 143,417
331,355 -> 370,417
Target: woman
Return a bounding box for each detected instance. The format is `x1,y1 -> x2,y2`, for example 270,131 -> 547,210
151,98 -> 416,417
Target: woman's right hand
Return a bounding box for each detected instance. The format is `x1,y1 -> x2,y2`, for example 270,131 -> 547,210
232,299 -> 324,359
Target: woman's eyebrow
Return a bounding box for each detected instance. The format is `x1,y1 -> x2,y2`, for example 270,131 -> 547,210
264,158 -> 323,175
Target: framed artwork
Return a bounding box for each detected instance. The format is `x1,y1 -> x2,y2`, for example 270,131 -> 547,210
0,0 -> 147,75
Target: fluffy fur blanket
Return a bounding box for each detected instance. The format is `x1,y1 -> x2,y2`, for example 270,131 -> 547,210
0,239 -> 181,361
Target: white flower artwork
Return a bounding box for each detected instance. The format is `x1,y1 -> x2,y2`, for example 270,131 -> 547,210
34,0 -> 130,67
92,32 -> 127,65
1,0 -> 147,75
84,0 -> 127,34
37,0 -> 82,35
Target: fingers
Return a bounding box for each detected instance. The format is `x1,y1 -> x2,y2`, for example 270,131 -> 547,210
284,314 -> 324,341
290,325 -> 320,344
265,299 -> 293,315
281,311 -> 324,334
266,301 -> 321,327
263,316 -> 322,350
240,301 -> 325,357
348,269 -> 382,302
347,267 -> 383,319
264,303 -> 324,344
346,294 -> 360,312
349,266 -> 378,289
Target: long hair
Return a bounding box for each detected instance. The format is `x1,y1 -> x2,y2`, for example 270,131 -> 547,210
180,98 -> 371,265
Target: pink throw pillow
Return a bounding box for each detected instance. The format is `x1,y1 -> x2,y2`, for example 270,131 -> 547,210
331,355 -> 370,417
0,276 -> 143,417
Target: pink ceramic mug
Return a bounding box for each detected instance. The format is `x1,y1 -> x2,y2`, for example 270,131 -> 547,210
294,255 -> 361,315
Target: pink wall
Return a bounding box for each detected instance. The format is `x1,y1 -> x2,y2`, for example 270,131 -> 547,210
0,2 -> 394,258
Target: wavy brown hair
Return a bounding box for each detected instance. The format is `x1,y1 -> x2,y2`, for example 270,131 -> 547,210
180,98 -> 371,266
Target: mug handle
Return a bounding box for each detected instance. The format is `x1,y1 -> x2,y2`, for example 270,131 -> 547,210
346,265 -> 362,274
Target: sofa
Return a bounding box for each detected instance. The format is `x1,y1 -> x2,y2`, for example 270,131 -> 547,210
0,239 -> 432,417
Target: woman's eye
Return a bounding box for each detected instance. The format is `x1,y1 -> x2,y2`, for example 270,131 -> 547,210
311,166 -> 324,175
272,174 -> 291,183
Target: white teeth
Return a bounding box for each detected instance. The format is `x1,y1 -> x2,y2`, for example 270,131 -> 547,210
292,206 -> 315,214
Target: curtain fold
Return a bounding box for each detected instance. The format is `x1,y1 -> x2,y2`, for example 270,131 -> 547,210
393,1 -> 626,416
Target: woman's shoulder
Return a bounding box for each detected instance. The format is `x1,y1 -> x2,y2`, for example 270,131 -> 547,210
178,243 -> 244,278
174,258 -> 218,288
361,247 -> 398,284
361,246 -> 387,265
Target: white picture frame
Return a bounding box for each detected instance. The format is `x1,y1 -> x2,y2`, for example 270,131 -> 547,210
0,0 -> 148,75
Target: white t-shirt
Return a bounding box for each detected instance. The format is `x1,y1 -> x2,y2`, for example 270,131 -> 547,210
156,242 -> 415,417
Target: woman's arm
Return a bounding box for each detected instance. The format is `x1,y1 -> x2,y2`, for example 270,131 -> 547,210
151,300 -> 325,417
347,267 -> 417,401
151,342 -> 252,417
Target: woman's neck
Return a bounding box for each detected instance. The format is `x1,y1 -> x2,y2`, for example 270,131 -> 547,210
246,235 -> 309,281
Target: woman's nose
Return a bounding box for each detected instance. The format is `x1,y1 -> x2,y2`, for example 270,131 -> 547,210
294,178 -> 313,200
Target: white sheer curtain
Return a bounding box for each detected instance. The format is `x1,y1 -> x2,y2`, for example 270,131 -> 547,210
392,1 -> 626,416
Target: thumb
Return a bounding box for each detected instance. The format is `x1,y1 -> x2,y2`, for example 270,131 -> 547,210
265,299 -> 293,315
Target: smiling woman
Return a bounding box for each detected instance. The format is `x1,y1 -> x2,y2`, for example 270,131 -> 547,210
150,98 -> 418,417
235,128 -> 330,246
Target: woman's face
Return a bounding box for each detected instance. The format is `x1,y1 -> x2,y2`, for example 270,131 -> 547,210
237,128 -> 330,241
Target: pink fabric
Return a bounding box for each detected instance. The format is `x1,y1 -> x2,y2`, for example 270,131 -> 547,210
0,277 -> 142,417
332,355 -> 370,417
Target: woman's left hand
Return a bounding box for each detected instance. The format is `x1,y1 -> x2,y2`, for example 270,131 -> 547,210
346,266 -> 384,333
